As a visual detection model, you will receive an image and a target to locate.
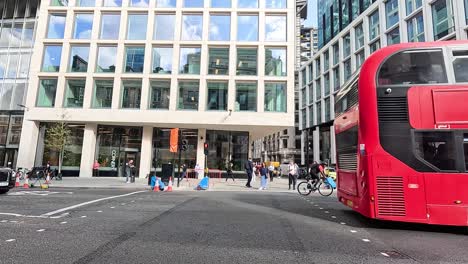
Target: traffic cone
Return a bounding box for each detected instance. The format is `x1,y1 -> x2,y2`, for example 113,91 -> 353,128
23,176 -> 29,189
15,174 -> 20,187
153,177 -> 159,192
166,177 -> 173,192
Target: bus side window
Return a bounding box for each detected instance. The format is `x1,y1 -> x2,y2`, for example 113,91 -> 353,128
414,132 -> 457,171
453,57 -> 468,83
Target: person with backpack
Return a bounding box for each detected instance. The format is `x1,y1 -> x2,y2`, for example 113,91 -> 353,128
288,160 -> 299,190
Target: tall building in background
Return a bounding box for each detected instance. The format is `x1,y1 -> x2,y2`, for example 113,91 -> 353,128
18,0 -> 295,178
300,0 -> 468,165
300,26 -> 318,64
0,0 -> 39,167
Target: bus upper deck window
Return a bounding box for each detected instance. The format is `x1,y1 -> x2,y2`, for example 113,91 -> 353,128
378,50 -> 447,85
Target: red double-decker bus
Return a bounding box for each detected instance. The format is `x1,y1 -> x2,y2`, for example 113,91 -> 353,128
335,41 -> 468,226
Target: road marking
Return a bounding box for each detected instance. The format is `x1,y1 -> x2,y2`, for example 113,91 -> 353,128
110,207 -> 115,209
40,190 -> 146,217
362,239 -> 370,242
314,204 -> 318,207
325,211 -> 330,214
9,220 -> 18,223
381,252 -> 390,257
319,208 -> 323,210
350,230 -> 357,233
37,229 -> 45,232
5,239 -> 15,242
331,216 -> 337,219
60,221 -> 67,224
0,213 -> 23,217
50,213 -> 69,219
8,191 -> 73,196
97,210 -> 103,213
81,216 -> 87,218
340,222 -> 346,225
1,220 -> 7,223
121,203 -> 126,206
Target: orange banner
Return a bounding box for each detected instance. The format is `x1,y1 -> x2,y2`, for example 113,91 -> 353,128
169,128 -> 179,153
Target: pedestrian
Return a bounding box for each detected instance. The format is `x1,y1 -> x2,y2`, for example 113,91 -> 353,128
259,163 -> 268,190
288,160 -> 299,190
195,163 -> 202,178
268,163 -> 274,182
309,161 -> 321,184
93,160 -> 100,177
126,160 -> 135,183
244,158 -> 253,188
226,160 -> 235,182
181,163 -> 188,180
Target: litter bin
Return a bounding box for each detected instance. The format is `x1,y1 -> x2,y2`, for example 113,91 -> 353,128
161,163 -> 173,185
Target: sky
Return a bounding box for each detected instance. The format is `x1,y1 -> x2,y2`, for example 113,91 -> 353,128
305,0 -> 318,27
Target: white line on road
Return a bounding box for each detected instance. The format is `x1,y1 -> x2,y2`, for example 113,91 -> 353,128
325,211 -> 330,214
9,220 -> 18,223
381,252 -> 390,257
5,239 -> 15,242
331,216 -> 336,219
110,207 -> 115,209
0,220 -> 7,223
40,191 -> 146,217
37,229 -> 45,232
80,216 -> 87,218
97,210 -> 103,213
0,213 -> 23,217
50,213 -> 69,219
60,221 -> 67,224
362,239 -> 370,242
340,222 -> 346,225
350,230 -> 357,233
319,208 -> 323,210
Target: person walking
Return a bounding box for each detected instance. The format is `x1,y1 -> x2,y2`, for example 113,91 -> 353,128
288,161 -> 299,190
244,158 -> 253,188
226,160 -> 235,182
181,163 -> 188,180
93,160 -> 100,177
268,163 -> 274,182
258,163 -> 268,190
125,160 -> 135,183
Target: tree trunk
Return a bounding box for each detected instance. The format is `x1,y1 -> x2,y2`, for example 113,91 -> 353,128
59,147 -> 64,174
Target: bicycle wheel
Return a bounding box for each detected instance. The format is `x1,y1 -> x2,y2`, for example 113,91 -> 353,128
317,181 -> 334,196
297,181 -> 313,196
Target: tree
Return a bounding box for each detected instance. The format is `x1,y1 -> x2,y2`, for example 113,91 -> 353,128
45,122 -> 71,175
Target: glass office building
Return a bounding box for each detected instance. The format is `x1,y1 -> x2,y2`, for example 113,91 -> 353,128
301,0 -> 468,165
18,0 -> 295,177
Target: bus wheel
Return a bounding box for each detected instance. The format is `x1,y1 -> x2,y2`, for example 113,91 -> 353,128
317,182 -> 334,196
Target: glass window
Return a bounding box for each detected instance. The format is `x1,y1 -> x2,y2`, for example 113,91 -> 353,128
156,0 -> 176,7
127,14 -> 147,40
42,45 -> 62,72
237,48 -> 257,75
152,47 -> 173,74
154,14 -> 176,40
130,0 -> 149,7
69,46 -> 90,72
265,48 -> 286,76
0,54 -> 6,78
208,47 -> 229,75
387,27 -> 400,45
333,43 -> 339,65
181,15 -> 203,40
237,15 -> 258,41
180,47 -> 201,74
121,80 -> 142,108
37,79 -> 57,107
238,0 -> 258,8
308,84 -> 313,104
406,0 -> 422,15
453,57 -> 468,83
351,0 -> 360,20
309,106 -> 314,127
369,10 -> 380,40
317,102 -> 322,124
18,53 -> 31,78
266,0 -> 286,8
355,23 -> 364,49
369,40 -> 380,54
344,59 -> 351,81
211,0 -> 231,8
235,82 -> 257,111
47,13 -> 66,39
22,22 -> 35,47
301,69 -> 306,87
209,15 -> 230,41
356,50 -> 365,68
341,0 -> 350,29
265,83 -> 286,112
51,0 -> 68,6
184,0 -> 203,7
7,53 -> 19,78
207,82 -> 228,111
73,13 -> 93,39
100,13 -> 120,40
92,79 -> 113,108
386,0 -> 399,29
414,132 -> 456,171
125,46 -> 145,73
178,81 -> 199,110
76,0 -> 96,6
149,80 -> 170,109
301,109 -> 306,128
324,51 -> 330,71
315,58 -> 321,77
324,97 -> 331,122
265,15 -> 286,42
96,46 -> 117,73
333,67 -> 340,92
432,0 -> 455,40
343,34 -> 351,58
315,79 -> 321,101
323,73 -> 329,98
332,0 -> 339,36
10,23 -> 23,48
103,0 -> 122,7
64,79 -> 85,108
408,13 -> 425,42
378,50 -> 447,85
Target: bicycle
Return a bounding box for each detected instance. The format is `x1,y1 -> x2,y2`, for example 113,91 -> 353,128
297,172 -> 335,197
14,168 -> 30,181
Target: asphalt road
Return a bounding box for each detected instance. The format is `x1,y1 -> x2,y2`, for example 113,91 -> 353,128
0,188 -> 467,264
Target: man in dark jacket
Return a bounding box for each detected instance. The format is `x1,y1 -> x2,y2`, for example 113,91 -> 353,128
244,158 -> 253,188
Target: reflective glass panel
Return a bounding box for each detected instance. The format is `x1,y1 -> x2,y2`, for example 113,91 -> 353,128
51,0 -> 68,6
121,80 -> 142,108
386,0 -> 399,29
432,0 -> 455,40
69,46 -> 90,72
179,47 -> 201,74
265,16 -> 286,42
42,45 -> 62,72
64,79 -> 86,108
266,0 -> 286,8
37,79 -> 57,107
93,79 -> 113,108
77,0 -> 95,6
73,13 -> 93,39
211,0 -> 231,8
125,46 -> 145,73
152,47 -> 173,74
127,14 -> 148,40
103,0 -> 122,7
265,83 -> 286,112
387,27 -> 400,45
154,14 -> 175,40
237,48 -> 257,75
156,0 -> 176,7
22,22 -> 34,47
100,14 -> 120,40
209,15 -> 230,41
208,47 -> 229,75
238,0 -> 258,8
235,83 -> 257,111
149,80 -> 170,109
96,46 -> 117,73
178,81 -> 199,110
7,53 -> 19,78
47,14 -> 66,39
237,15 -> 258,41
181,15 -> 203,40
130,0 -> 149,7
184,0 -> 203,7
265,48 -> 286,76
18,53 -> 31,78
207,82 -> 228,111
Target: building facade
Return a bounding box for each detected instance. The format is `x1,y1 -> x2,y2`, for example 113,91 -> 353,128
18,0 -> 296,177
300,26 -> 318,64
0,0 -> 39,168
300,0 -> 468,165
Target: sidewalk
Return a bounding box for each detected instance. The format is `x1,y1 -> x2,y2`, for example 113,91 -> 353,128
32,176 -> 297,193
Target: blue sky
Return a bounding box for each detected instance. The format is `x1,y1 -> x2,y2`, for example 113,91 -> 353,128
305,0 -> 318,27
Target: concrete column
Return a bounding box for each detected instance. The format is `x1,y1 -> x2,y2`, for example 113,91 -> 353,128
17,120 -> 40,170
313,127 -> 320,162
196,128 -> 206,179
139,126 -> 153,179
79,123 -> 97,178
330,125 -> 336,165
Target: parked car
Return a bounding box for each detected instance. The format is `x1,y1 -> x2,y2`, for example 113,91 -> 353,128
0,168 -> 16,194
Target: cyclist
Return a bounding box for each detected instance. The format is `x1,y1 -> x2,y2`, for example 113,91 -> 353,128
308,161 -> 321,185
